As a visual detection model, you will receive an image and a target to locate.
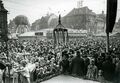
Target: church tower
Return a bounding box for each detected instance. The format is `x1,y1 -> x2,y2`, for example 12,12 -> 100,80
0,0 -> 8,40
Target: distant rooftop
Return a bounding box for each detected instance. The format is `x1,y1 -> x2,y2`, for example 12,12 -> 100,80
65,6 -> 96,17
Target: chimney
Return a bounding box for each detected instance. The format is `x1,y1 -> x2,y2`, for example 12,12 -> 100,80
102,11 -> 104,15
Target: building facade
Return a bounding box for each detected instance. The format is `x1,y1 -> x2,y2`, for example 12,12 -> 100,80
96,11 -> 106,34
62,7 -> 96,30
31,6 -> 106,35
49,7 -> 105,35
62,7 -> 106,35
0,0 -> 8,40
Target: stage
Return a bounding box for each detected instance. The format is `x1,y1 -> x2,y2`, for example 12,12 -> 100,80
42,75 -> 100,83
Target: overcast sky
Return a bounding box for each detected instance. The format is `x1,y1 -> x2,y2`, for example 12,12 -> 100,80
3,0 -> 120,24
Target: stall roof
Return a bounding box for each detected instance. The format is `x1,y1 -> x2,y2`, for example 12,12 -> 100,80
19,32 -> 35,37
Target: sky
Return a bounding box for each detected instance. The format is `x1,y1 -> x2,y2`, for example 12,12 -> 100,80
2,0 -> 120,24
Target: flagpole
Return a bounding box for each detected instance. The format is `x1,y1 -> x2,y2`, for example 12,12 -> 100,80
106,0 -> 117,53
106,0 -> 109,53
106,32 -> 109,53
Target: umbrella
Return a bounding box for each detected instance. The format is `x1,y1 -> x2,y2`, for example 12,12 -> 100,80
0,61 -> 6,70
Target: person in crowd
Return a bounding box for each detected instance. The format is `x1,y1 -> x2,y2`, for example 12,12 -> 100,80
96,53 -> 105,70
32,64 -> 39,82
98,70 -> 104,83
86,60 -> 98,80
0,69 -> 4,83
70,51 -> 85,77
60,53 -> 69,74
102,55 -> 116,83
115,56 -> 120,83
20,61 -> 30,83
83,55 -> 90,76
37,67 -> 44,80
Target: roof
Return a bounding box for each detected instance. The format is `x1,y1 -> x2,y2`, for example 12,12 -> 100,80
19,32 -> 35,37
19,29 -> 53,37
66,6 -> 96,17
19,28 -> 88,37
48,28 -> 87,33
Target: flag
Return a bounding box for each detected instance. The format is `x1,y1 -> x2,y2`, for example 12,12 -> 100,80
106,0 -> 117,33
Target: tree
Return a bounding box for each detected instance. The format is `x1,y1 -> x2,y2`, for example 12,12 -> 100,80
14,15 -> 30,27
13,15 -> 30,34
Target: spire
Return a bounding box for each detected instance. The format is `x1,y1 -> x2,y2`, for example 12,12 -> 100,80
0,0 -> 8,12
0,0 -> 3,8
58,14 -> 61,24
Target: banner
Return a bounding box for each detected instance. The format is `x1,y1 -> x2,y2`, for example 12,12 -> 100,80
106,0 -> 117,33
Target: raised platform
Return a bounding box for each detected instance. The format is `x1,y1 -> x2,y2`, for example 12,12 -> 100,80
42,75 -> 99,83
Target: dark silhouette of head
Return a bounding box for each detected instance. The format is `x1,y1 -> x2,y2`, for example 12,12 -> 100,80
76,51 -> 80,58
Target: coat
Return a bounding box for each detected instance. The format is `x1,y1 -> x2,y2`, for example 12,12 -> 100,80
102,61 -> 115,82
71,56 -> 85,77
115,61 -> 120,83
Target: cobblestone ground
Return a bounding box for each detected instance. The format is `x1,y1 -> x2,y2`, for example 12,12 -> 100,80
42,75 -> 100,83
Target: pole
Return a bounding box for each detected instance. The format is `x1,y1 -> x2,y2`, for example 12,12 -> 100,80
106,32 -> 109,53
106,0 -> 109,53
53,30 -> 56,48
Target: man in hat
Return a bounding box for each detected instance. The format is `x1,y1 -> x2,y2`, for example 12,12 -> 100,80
71,51 -> 85,77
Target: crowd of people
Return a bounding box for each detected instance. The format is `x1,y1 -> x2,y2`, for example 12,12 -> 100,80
0,37 -> 120,83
